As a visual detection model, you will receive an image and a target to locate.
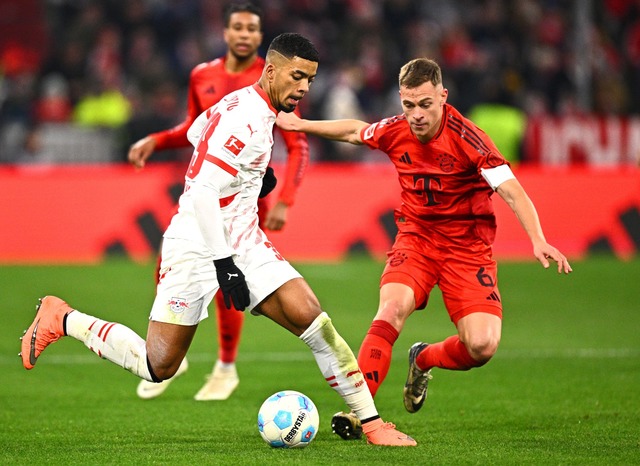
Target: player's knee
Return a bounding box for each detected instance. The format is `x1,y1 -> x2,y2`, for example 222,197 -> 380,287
465,335 -> 500,364
152,363 -> 180,381
147,354 -> 183,380
375,299 -> 411,331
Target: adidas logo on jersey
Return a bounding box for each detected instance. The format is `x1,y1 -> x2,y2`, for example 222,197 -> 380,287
399,152 -> 412,164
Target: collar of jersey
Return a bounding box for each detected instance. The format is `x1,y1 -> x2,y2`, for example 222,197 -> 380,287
431,103 -> 448,141
252,83 -> 278,115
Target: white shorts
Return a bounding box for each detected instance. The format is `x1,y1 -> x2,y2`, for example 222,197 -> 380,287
149,238 -> 302,325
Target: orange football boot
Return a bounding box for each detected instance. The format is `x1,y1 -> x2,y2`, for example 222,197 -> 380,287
362,418 -> 417,446
20,296 -> 71,370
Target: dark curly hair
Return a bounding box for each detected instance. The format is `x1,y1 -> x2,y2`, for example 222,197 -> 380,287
267,33 -> 319,63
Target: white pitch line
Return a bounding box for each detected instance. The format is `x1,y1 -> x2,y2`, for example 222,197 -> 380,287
4,348 -> 639,366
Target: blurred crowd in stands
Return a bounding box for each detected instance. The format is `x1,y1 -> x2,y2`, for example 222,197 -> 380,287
1,0 -> 640,164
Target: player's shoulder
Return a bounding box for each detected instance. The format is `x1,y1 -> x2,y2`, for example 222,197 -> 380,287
233,85 -> 268,107
442,104 -> 499,160
378,114 -> 408,130
217,87 -> 269,125
444,104 -> 490,141
444,104 -> 481,134
191,58 -> 225,77
362,114 -> 408,141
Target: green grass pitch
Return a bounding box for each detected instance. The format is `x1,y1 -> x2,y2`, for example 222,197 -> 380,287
1,256 -> 639,465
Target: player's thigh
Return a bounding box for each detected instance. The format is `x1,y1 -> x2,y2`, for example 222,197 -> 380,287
381,242 -> 438,311
256,278 -> 323,336
240,240 -> 302,314
439,252 -> 503,325
456,312 -> 502,347
151,239 -> 217,325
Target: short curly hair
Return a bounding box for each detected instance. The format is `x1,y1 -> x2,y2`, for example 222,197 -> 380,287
267,33 -> 319,63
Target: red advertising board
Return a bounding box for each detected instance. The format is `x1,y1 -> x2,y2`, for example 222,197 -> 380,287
524,115 -> 640,166
1,163 -> 639,263
0,164 -> 183,263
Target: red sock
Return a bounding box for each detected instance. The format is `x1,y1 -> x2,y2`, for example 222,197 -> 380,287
357,320 -> 399,398
417,335 -> 481,371
214,291 -> 244,363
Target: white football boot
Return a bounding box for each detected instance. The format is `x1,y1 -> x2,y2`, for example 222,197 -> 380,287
136,357 -> 189,399
194,360 -> 239,401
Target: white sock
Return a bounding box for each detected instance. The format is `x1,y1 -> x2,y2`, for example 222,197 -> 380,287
299,312 -> 378,421
215,360 -> 235,370
66,310 -> 154,382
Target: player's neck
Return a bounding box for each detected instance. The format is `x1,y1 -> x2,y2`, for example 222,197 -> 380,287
225,53 -> 258,74
256,78 -> 278,112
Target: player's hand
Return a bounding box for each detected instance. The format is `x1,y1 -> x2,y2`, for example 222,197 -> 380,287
214,257 -> 250,311
259,166 -> 278,198
533,242 -> 573,274
128,136 -> 157,169
275,111 -> 301,131
263,201 -> 288,231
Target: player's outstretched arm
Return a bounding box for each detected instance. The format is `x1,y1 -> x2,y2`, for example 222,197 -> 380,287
276,111 -> 367,145
268,115 -> 309,232
497,178 -> 572,274
128,136 -> 157,169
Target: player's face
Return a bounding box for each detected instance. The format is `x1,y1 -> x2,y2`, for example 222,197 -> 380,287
271,57 -> 318,113
224,12 -> 262,60
400,81 -> 448,143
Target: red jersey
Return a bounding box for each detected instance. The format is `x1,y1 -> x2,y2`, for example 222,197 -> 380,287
360,103 -> 509,245
151,56 -> 309,206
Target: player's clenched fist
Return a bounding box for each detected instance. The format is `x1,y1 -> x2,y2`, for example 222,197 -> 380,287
128,136 -> 157,169
214,257 -> 250,311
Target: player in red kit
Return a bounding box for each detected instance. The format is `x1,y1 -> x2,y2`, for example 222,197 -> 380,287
128,2 -> 309,401
277,57 -> 572,440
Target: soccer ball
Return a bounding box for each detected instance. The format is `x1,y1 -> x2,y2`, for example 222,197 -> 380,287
257,390 -> 319,448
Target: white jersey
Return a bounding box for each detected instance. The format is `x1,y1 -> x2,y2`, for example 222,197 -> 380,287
164,83 -> 276,259
153,83 -> 302,320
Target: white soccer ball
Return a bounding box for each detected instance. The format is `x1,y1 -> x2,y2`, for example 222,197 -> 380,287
257,390 -> 319,448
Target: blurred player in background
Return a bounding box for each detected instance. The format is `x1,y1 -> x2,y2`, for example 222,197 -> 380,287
277,57 -> 572,440
21,33 -> 417,447
128,2 -> 309,401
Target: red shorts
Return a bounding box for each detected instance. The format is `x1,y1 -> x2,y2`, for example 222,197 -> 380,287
380,232 -> 503,325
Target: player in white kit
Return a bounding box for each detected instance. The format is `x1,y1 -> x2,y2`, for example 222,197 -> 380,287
20,33 -> 416,447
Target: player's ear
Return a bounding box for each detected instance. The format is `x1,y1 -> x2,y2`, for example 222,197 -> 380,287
265,63 -> 276,82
